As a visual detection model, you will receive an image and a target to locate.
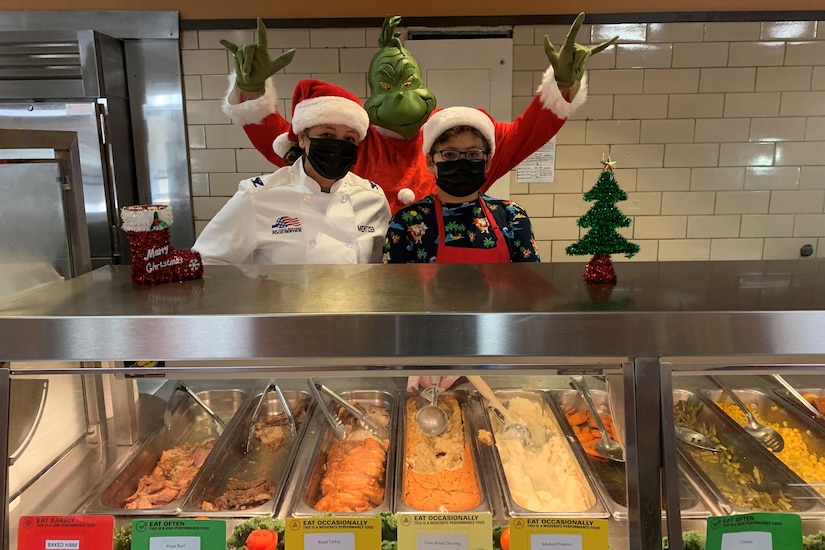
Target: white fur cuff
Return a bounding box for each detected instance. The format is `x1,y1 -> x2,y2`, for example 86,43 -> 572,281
222,73 -> 279,126
537,65 -> 588,120
121,205 -> 173,232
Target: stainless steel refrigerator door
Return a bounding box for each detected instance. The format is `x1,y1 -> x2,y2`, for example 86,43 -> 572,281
0,101 -> 114,264
0,161 -> 73,279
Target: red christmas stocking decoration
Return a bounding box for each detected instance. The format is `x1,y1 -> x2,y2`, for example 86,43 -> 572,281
121,205 -> 203,284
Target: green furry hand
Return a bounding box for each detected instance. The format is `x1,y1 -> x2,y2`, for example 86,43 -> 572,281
544,12 -> 617,89
220,18 -> 295,93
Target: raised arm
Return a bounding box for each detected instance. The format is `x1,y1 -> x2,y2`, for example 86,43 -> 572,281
484,13 -> 618,186
221,19 -> 295,166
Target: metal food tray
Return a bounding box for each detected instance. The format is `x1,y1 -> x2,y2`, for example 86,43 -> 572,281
477,389 -> 608,518
705,388 -> 825,502
394,391 -> 492,514
552,389 -> 712,520
83,389 -> 248,516
180,389 -> 313,517
674,389 -> 824,517
773,387 -> 825,427
289,389 -> 397,516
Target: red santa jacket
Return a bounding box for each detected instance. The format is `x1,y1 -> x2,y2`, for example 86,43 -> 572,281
224,66 -> 588,214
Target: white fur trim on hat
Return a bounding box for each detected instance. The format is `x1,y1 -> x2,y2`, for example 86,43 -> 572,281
121,205 -> 173,232
222,73 -> 280,126
421,106 -> 496,157
537,65 -> 588,120
397,188 -> 415,206
292,95 -> 370,140
273,132 -> 295,158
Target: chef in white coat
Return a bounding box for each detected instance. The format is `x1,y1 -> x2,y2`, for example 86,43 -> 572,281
193,79 -> 390,265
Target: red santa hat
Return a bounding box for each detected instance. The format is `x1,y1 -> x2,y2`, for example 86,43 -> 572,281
421,106 -> 496,158
273,79 -> 370,157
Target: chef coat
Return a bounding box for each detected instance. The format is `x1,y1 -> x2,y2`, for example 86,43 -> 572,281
193,160 -> 390,265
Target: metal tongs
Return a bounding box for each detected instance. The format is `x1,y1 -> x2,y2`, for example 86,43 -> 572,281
310,378 -> 389,440
243,383 -> 296,454
163,381 -> 227,435
770,374 -> 825,422
306,379 -> 347,441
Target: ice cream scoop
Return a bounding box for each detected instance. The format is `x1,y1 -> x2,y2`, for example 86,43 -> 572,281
416,376 -> 448,437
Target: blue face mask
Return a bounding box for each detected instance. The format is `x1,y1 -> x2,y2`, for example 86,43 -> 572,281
305,138 -> 359,181
435,159 -> 487,197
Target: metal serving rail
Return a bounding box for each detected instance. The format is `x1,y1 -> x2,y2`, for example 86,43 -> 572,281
2,261 -> 825,550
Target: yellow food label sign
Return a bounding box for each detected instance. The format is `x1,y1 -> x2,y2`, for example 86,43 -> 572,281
397,512 -> 492,550
284,517 -> 381,550
509,517 -> 609,549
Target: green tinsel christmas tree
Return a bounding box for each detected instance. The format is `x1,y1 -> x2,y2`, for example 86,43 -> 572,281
565,155 -> 640,283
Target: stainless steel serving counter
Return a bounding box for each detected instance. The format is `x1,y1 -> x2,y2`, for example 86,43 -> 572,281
2,260 -> 825,550
2,261 -> 825,363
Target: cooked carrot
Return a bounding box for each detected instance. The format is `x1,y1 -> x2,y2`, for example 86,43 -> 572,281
566,411 -> 589,426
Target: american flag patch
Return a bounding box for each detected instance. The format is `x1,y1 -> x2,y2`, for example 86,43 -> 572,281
272,216 -> 301,229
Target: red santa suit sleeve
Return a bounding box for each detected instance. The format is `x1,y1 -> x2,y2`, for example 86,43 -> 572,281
222,66 -> 587,214
486,65 -> 588,183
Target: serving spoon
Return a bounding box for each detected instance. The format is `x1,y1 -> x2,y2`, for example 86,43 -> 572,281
569,375 -> 625,462
466,375 -> 532,447
710,375 -> 784,453
674,425 -> 721,452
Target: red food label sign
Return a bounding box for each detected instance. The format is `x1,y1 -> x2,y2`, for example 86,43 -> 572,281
18,515 -> 114,549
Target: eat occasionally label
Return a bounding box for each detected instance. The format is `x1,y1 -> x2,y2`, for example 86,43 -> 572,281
285,517 -> 381,550
706,513 -> 801,550
18,515 -> 114,549
397,513 -> 492,550
509,518 -> 608,550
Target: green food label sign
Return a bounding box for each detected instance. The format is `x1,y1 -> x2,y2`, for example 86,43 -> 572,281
130,519 -> 227,549
705,513 -> 801,550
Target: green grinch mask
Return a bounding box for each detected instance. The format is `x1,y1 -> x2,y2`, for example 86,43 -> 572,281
364,16 -> 436,139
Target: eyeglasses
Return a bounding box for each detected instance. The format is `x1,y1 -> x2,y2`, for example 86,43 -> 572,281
434,149 -> 488,162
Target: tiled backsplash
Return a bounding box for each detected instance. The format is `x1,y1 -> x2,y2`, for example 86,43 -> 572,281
181,20 -> 825,262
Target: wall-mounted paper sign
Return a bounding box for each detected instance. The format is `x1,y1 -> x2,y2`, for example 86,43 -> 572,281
516,137 -> 556,183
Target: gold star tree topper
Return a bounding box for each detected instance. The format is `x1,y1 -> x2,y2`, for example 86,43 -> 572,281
601,153 -> 617,172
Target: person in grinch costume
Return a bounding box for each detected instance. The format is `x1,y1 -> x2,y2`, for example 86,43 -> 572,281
221,14 -> 616,213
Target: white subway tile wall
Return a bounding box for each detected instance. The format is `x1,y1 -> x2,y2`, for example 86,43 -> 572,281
181,19 -> 825,261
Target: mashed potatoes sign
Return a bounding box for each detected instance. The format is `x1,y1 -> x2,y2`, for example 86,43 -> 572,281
508,518 -> 609,550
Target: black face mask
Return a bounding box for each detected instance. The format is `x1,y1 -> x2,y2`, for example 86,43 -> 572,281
435,159 -> 487,198
305,137 -> 359,181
